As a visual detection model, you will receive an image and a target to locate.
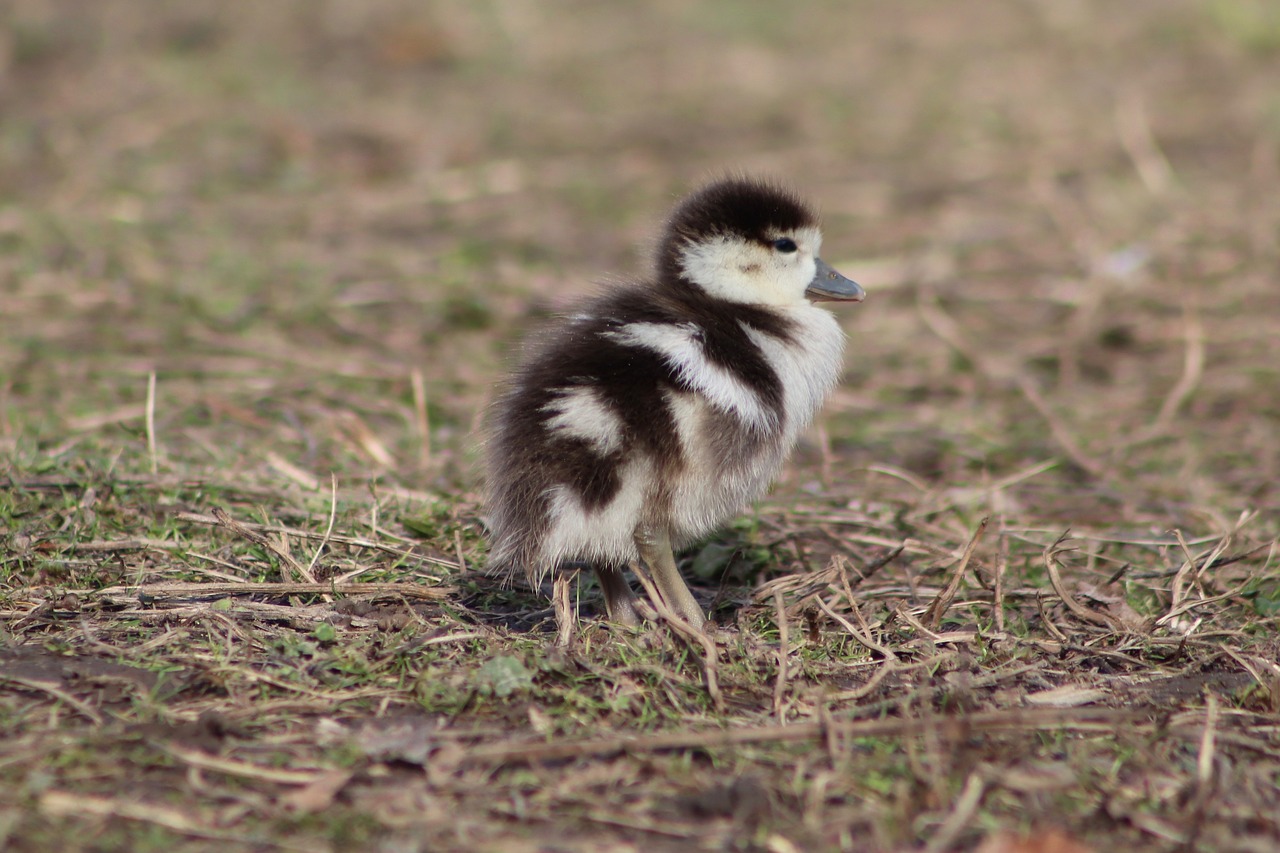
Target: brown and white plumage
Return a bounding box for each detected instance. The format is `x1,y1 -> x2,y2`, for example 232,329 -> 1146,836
484,178 -> 864,629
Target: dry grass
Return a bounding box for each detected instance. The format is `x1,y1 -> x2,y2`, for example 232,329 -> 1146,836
2,1 -> 1279,850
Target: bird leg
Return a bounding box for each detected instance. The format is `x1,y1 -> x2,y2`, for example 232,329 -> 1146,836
594,566 -> 644,627
635,526 -> 707,630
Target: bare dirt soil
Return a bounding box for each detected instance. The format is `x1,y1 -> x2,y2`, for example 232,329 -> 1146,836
2,1 -> 1279,851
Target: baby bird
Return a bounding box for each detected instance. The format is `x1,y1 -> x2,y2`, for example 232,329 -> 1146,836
485,177 -> 864,630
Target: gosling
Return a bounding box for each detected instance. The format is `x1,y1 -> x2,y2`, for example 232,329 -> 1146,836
485,177 -> 864,631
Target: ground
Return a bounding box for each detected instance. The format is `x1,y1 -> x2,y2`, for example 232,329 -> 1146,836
2,1 -> 1280,851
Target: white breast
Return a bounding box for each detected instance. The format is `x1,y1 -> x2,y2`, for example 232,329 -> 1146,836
665,304 -> 846,543
746,303 -> 847,443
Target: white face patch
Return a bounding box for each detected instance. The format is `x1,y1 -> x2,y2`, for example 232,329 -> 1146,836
677,226 -> 823,306
540,386 -> 625,454
605,321 -> 777,432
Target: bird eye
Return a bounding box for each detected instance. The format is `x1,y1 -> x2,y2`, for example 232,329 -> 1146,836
772,238 -> 798,253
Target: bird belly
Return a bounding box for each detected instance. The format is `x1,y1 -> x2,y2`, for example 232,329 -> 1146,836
660,390 -> 787,545
538,457 -> 650,568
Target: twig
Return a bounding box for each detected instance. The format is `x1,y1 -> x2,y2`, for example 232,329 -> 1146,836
1115,86 -> 1175,195
145,371 -> 158,475
264,452 -> 320,491
64,538 -> 186,553
1043,531 -> 1117,630
817,598 -> 899,701
177,511 -> 459,569
553,570 -> 576,648
454,528 -> 469,573
212,507 -> 314,582
461,707 -> 1145,767
37,791 -> 295,849
1197,694 -> 1218,789
896,606 -> 967,644
1126,302 -> 1205,448
305,474 -> 340,585
993,522 -> 1008,634
367,480 -> 381,540
1219,649 -> 1280,714
852,547 -> 903,589
926,771 -> 985,853
411,367 -> 431,468
1168,530 -> 1232,618
630,562 -> 724,713
1154,582 -> 1252,630
864,464 -> 931,492
772,591 -> 789,723
159,742 -> 330,784
80,580 -> 452,601
0,673 -> 104,725
1036,593 -> 1070,643
1152,302 -> 1205,433
923,517 -> 988,629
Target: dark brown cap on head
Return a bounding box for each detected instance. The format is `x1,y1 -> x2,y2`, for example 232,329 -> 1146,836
658,178 -> 816,279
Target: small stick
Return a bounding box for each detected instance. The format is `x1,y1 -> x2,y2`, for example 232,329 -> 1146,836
1036,593 -> 1070,642
1151,302 -> 1204,434
306,474 -> 339,582
1196,694 -> 1218,789
177,512 -> 459,569
993,521 -> 1008,634
631,562 -> 724,713
922,517 -> 988,629
926,771 -> 985,853
553,570 -> 576,648
0,673 -> 104,724
1167,530 -> 1233,623
1115,86 -> 1175,195
264,452 -> 320,490
145,371 -> 159,475
82,580 -> 452,600
212,507 -> 315,583
367,480 -> 380,541
65,538 -> 185,553
1043,531 -> 1115,629
1154,582 -> 1251,629
462,707 -> 1145,767
410,368 -> 431,469
159,742 -> 331,784
1168,529 -> 1200,614
816,421 -> 834,486
772,591 -> 789,724
816,598 -> 898,701
38,791 -> 262,847
816,597 -> 896,663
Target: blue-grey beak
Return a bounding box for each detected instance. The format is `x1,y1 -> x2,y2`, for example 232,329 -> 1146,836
805,258 -> 865,302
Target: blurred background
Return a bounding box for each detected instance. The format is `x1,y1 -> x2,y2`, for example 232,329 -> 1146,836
2,0 -> 1278,521
4,8 -> 1279,848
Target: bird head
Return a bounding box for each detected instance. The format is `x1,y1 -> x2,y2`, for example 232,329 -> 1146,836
658,178 -> 865,307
